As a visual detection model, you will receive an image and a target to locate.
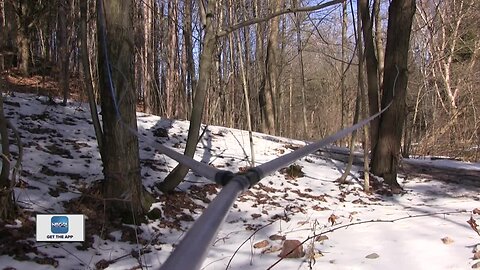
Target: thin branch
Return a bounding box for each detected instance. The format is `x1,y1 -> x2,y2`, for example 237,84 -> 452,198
217,0 -> 345,37
226,221 -> 275,269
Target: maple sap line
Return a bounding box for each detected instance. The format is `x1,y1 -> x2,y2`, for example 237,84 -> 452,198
103,75 -> 391,269
99,34 -> 392,269
157,102 -> 391,270
103,68 -> 392,268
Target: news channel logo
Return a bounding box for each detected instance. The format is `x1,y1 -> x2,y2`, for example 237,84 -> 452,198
36,214 -> 84,242
51,216 -> 69,234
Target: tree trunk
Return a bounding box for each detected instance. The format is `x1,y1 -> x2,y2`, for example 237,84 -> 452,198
340,0 -> 347,147
145,0 -> 161,115
262,0 -> 280,135
184,0 -> 195,118
59,0 -> 70,105
237,28 -> 255,166
0,91 -> 15,219
293,1 -> 309,139
359,0 -> 380,151
16,1 -> 29,76
371,0 -> 416,189
158,0 -> 217,193
97,0 -> 152,222
337,2 -> 363,184
165,0 -> 179,118
80,0 -> 103,155
373,0 -> 384,90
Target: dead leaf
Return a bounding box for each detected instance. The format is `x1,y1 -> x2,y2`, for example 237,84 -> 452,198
467,217 -> 480,235
472,262 -> 480,269
253,240 -> 269,249
474,208 -> 480,215
269,234 -> 286,241
251,213 -> 262,219
328,214 -> 338,226
365,253 -> 379,259
315,235 -> 329,242
473,251 -> 480,260
441,236 -> 454,244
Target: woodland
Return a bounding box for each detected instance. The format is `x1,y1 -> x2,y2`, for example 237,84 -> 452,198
0,0 -> 479,269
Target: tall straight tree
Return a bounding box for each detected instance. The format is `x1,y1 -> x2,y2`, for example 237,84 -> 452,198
371,0 -> 416,189
358,0 -> 380,150
165,0 -> 179,118
58,0 -> 71,105
97,0 -> 152,221
0,91 -> 14,219
261,0 -> 281,135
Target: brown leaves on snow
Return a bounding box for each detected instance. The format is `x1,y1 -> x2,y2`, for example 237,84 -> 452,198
328,214 -> 338,226
279,164 -> 305,180
468,208 -> 480,236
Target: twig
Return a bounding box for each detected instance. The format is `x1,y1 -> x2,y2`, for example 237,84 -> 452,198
7,118 -> 23,188
266,210 -> 467,269
226,221 -> 275,269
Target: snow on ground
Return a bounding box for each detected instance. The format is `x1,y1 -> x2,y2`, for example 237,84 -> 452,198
1,93 -> 480,269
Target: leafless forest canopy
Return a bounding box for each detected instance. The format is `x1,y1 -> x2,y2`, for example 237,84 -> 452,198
0,0 -> 479,161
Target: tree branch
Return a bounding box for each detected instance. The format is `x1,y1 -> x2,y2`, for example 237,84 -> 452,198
217,0 -> 345,37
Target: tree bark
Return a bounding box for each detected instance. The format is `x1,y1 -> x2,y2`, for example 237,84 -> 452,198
293,0 -> 309,139
165,0 -> 179,118
0,91 -> 14,219
262,0 -> 280,135
15,1 -> 30,75
371,0 -> 416,189
97,0 -> 152,221
80,0 -> 103,156
359,0 -> 380,151
184,0 -> 195,119
59,0 -> 70,105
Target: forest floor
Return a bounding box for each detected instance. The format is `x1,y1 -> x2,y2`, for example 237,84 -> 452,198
0,92 -> 480,269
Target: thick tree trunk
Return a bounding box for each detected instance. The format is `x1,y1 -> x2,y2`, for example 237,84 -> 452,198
97,0 -> 152,221
371,0 -> 416,189
16,20 -> 29,75
0,91 -> 14,219
262,0 -> 280,135
158,0 -> 217,193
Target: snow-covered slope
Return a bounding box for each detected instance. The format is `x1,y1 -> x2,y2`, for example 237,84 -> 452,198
0,93 -> 480,270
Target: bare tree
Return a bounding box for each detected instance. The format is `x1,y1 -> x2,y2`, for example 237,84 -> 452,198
58,0 -> 71,105
0,91 -> 14,219
97,0 -> 153,221
371,0 -> 416,189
